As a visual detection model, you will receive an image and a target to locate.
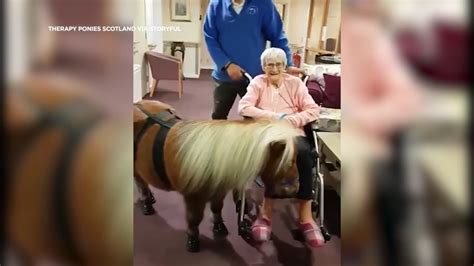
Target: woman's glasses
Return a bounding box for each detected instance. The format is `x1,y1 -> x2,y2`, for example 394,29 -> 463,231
265,62 -> 284,69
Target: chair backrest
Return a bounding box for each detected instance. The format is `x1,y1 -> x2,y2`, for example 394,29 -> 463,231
322,74 -> 341,109
307,80 -> 324,106
145,51 -> 181,80
170,42 -> 185,62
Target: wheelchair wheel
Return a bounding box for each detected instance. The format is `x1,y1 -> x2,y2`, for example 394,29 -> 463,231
311,201 -> 320,218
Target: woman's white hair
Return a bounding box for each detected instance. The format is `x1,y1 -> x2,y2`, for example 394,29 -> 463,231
260,47 -> 287,68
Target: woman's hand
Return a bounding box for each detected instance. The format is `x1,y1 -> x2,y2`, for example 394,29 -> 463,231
282,114 -> 298,127
277,113 -> 297,127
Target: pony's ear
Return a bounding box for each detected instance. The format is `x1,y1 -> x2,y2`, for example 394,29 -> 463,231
133,105 -> 149,138
133,105 -> 147,123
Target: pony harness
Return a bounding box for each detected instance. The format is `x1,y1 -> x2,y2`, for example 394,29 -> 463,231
134,103 -> 181,188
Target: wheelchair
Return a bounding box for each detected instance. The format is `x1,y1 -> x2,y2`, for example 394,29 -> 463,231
234,122 -> 332,243
234,73 -> 333,243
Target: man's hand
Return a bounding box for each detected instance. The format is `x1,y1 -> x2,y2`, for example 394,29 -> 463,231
226,63 -> 244,81
286,66 -> 304,76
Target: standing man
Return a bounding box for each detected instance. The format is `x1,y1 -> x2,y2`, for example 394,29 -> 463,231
204,0 -> 302,119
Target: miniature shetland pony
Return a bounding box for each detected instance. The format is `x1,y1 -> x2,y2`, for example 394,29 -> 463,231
134,100 -> 301,252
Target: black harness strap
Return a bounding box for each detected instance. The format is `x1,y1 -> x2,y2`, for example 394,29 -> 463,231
152,124 -> 173,189
133,104 -> 181,189
134,103 -> 180,129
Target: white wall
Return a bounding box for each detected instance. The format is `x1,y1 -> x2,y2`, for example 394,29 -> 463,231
133,0 -> 148,97
200,0 -> 213,69
160,0 -> 201,78
287,0 -> 311,48
145,0 -> 164,53
162,0 -> 201,42
134,0 -> 148,64
326,0 -> 341,40
308,0 -> 325,49
274,0 -> 291,33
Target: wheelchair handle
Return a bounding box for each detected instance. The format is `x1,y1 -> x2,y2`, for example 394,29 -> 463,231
241,71 -> 253,82
301,73 -> 309,85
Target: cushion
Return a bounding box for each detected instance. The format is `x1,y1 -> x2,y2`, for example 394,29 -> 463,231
307,80 -> 324,105
303,65 -> 325,85
302,64 -> 341,88
322,74 -> 341,109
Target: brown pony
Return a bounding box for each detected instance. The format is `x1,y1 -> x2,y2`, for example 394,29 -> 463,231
5,74 -> 132,265
134,100 -> 301,252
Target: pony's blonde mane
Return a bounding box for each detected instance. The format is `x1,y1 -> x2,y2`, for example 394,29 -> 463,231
173,120 -> 300,195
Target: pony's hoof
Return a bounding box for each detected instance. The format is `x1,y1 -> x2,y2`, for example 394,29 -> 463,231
140,201 -> 156,215
238,219 -> 252,238
146,195 -> 156,205
186,234 -> 200,252
213,222 -> 229,237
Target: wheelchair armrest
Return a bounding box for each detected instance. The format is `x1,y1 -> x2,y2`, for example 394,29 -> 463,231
303,122 -> 317,149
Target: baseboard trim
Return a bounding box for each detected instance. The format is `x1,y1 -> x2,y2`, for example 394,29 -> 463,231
184,73 -> 200,79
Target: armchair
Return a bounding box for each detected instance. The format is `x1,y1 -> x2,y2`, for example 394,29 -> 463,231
145,51 -> 184,98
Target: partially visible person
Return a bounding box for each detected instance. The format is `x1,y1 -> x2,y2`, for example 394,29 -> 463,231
238,48 -> 324,248
341,1 -> 425,265
204,0 -> 303,120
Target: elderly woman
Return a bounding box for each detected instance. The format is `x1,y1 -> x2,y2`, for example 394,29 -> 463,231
238,47 -> 325,248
